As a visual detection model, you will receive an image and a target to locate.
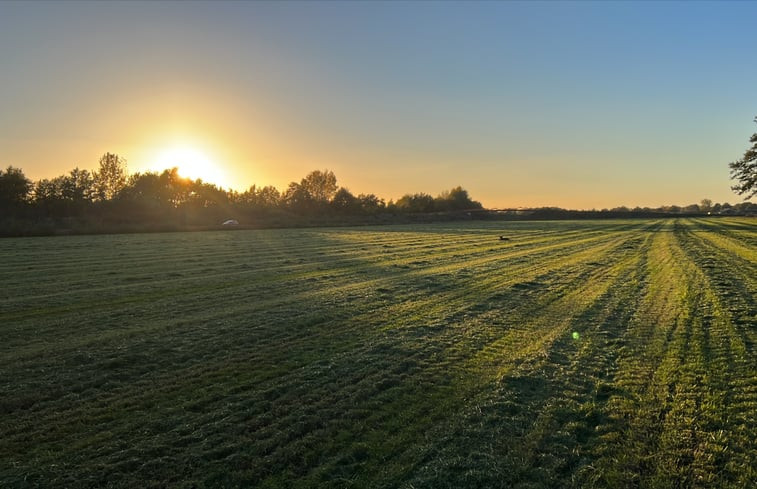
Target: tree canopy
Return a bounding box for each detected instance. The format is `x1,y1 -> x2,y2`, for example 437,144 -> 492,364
0,166 -> 31,207
94,152 -> 128,201
729,116 -> 757,200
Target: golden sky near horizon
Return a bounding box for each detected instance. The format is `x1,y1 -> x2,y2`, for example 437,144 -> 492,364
1,2 -> 755,209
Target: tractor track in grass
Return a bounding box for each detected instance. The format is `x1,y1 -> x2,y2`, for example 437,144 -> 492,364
634,221 -> 752,487
665,221 -> 757,487
403,224 -> 655,488
578,219 -> 756,488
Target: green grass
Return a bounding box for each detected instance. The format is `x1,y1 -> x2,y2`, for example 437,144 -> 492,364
1,218 -> 755,488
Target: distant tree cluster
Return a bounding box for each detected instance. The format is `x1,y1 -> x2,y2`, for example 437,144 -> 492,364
0,156 -> 483,235
391,187 -> 482,213
502,201 -> 756,221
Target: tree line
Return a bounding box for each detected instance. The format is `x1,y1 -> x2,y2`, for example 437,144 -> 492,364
0,154 -> 484,235
2,127 -> 755,237
493,201 -> 756,221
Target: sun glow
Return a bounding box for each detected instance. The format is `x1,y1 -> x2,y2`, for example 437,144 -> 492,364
153,145 -> 229,188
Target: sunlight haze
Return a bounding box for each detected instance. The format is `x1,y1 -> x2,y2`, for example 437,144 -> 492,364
1,1 -> 755,208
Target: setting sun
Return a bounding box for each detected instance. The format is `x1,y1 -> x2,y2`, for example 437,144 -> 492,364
153,146 -> 228,188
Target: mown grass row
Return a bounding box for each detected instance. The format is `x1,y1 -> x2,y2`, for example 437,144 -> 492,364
0,218 -> 754,488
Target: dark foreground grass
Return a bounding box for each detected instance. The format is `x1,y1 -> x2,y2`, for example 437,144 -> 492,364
1,218 -> 755,488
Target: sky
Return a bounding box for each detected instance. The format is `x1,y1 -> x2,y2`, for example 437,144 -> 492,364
1,0 -> 756,209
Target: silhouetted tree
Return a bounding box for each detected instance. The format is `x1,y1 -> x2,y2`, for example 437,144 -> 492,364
283,182 -> 312,213
187,180 -> 228,208
94,152 -> 127,201
257,186 -> 282,208
115,170 -> 223,225
238,184 -> 281,209
300,170 -> 337,204
61,168 -> 96,203
331,187 -> 359,213
283,170 -> 339,214
0,166 -> 31,207
120,172 -> 162,205
356,193 -> 385,214
31,168 -> 95,217
33,178 -> 61,204
394,193 -> 435,213
730,116 -> 757,199
158,168 -> 192,207
735,201 -> 757,214
180,180 -> 231,224
434,186 -> 483,211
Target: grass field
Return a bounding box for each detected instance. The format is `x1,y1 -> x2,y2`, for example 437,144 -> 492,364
1,218 -> 755,488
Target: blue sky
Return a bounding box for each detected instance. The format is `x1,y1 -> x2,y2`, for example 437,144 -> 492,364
1,1 -> 755,208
